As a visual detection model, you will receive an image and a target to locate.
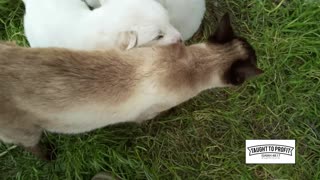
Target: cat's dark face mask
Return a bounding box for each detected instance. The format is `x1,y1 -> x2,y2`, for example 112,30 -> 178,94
207,13 -> 263,86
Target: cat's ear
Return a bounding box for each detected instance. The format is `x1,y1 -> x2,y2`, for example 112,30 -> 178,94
208,13 -> 235,44
225,60 -> 263,85
116,31 -> 138,50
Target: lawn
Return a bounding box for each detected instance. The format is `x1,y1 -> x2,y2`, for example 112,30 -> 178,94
0,0 -> 320,179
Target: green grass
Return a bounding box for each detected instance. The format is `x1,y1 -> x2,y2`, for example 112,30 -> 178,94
0,0 -> 320,179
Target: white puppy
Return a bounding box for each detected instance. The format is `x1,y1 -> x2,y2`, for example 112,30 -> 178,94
23,0 -> 182,50
86,0 -> 206,40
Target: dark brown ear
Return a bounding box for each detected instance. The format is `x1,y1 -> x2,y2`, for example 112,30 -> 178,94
225,60 -> 263,85
208,13 -> 235,44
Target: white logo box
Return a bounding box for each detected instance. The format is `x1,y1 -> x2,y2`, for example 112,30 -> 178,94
246,140 -> 295,164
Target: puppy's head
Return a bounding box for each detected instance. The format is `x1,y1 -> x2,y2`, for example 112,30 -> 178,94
201,13 -> 263,86
103,0 -> 182,49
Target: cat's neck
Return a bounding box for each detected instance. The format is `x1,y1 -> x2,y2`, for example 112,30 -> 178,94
149,43 -> 228,96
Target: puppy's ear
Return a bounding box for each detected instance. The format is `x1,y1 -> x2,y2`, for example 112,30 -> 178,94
116,31 -> 138,50
224,60 -> 263,86
208,13 -> 235,44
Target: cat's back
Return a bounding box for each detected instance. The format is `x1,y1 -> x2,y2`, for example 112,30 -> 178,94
0,46 -> 142,109
0,45 -> 154,133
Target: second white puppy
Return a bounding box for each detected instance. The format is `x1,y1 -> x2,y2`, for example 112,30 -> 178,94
23,0 -> 182,50
156,0 -> 206,40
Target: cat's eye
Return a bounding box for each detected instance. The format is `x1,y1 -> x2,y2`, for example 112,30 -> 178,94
154,34 -> 164,40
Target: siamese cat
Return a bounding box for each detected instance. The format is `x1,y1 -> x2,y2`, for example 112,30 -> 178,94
23,0 -> 182,50
0,14 -> 262,160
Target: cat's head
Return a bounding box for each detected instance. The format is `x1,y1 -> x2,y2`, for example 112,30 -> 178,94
207,13 -> 263,86
161,13 -> 263,91
97,0 -> 182,50
193,13 -> 263,87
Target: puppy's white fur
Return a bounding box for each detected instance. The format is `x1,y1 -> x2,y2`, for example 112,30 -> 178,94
86,0 -> 206,40
23,0 -> 182,50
